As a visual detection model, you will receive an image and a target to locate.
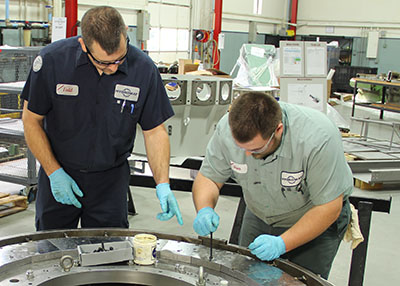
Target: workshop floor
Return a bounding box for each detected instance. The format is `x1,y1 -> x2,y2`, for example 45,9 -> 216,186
1,99 -> 399,286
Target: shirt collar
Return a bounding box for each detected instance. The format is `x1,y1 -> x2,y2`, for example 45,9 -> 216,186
276,108 -> 293,159
261,107 -> 293,164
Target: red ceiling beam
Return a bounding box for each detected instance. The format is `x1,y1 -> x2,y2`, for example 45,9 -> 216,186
289,0 -> 298,37
65,0 -> 78,37
213,0 -> 222,69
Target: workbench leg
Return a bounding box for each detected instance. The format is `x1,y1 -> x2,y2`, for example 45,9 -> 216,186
229,197 -> 246,245
128,189 -> 137,216
351,82 -> 357,117
380,87 -> 386,119
348,201 -> 373,286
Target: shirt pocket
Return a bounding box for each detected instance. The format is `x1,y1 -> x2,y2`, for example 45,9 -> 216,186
109,101 -> 139,140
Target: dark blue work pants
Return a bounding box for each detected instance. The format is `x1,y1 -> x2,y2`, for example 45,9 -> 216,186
35,161 -> 130,230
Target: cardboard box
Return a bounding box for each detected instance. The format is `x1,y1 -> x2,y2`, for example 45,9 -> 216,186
327,79 -> 332,100
178,59 -> 199,74
206,68 -> 231,78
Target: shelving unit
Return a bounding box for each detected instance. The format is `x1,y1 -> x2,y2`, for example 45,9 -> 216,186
351,78 -> 400,119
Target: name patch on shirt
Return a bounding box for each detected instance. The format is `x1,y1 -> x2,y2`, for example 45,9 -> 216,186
281,171 -> 304,187
56,84 -> 79,96
114,84 -> 140,102
230,161 -> 248,174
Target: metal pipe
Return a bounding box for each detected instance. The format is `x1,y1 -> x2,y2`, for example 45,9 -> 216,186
24,0 -> 27,21
212,0 -> 222,69
5,0 -> 10,25
53,0 -> 62,17
18,0 -> 22,21
282,0 -> 290,29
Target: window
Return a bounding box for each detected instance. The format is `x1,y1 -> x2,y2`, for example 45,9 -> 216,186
148,28 -> 189,52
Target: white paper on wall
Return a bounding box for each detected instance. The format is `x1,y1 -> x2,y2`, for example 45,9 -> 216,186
287,83 -> 324,112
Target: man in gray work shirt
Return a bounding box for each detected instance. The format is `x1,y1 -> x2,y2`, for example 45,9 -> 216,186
192,91 -> 353,279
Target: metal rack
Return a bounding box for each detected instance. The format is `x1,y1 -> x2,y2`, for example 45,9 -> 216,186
0,118 -> 38,188
351,78 -> 400,119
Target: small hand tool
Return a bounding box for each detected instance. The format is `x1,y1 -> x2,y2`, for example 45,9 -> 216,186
209,232 -> 213,261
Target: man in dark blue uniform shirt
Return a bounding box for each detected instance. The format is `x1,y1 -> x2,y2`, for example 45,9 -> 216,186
21,6 -> 183,230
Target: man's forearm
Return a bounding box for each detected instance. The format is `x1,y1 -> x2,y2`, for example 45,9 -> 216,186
281,195 -> 343,252
143,124 -> 170,184
192,172 -> 222,212
22,102 -> 60,176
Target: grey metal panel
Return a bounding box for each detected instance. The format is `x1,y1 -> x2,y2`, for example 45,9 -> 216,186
191,80 -> 216,105
342,141 -> 378,153
350,151 -> 398,160
370,168 -> 400,182
348,160 -> 400,173
218,79 -> 232,105
163,79 -> 188,105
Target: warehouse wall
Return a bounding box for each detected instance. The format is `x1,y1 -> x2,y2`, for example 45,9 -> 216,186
351,37 -> 400,74
296,0 -> 400,38
1,1 -> 400,73
221,0 -> 286,34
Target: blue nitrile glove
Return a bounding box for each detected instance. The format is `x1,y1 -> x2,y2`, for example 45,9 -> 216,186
248,234 -> 286,261
193,207 -> 220,236
156,183 -> 183,225
48,168 -> 83,208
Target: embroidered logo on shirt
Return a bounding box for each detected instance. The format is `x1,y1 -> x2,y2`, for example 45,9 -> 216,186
56,84 -> 79,96
114,84 -> 140,102
281,171 -> 304,187
230,161 -> 248,174
32,55 -> 43,72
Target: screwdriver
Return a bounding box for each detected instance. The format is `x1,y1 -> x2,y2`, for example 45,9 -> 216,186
209,232 -> 213,261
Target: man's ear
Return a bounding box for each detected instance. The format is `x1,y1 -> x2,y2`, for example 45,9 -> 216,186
78,37 -> 87,53
276,122 -> 284,136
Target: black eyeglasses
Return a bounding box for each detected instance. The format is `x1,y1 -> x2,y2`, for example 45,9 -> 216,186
86,37 -> 130,67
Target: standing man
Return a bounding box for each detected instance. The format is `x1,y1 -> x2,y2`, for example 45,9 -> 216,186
22,6 -> 182,230
192,92 -> 352,279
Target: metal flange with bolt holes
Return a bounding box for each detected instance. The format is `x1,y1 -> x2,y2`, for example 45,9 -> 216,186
0,229 -> 334,286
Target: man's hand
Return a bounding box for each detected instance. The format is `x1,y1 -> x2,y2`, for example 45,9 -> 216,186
48,168 -> 83,208
248,234 -> 286,261
193,207 -> 220,236
156,183 -> 183,225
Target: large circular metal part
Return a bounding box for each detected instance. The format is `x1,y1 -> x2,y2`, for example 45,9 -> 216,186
0,229 -> 333,286
195,83 -> 212,101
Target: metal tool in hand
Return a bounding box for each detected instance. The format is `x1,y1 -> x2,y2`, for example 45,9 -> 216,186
209,232 -> 213,261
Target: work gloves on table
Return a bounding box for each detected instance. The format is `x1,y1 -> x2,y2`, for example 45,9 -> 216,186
249,234 -> 286,261
156,183 -> 183,225
48,168 -> 83,208
193,207 -> 220,236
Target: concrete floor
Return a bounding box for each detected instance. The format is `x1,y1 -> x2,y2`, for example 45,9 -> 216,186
1,99 -> 399,286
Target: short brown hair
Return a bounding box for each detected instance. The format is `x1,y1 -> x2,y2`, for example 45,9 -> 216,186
81,6 -> 127,54
229,92 -> 282,143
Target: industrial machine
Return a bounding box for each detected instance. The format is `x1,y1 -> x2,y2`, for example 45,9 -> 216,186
0,229 -> 333,286
133,74 -> 233,157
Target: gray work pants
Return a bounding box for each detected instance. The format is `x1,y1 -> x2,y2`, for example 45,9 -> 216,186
239,199 -> 351,279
